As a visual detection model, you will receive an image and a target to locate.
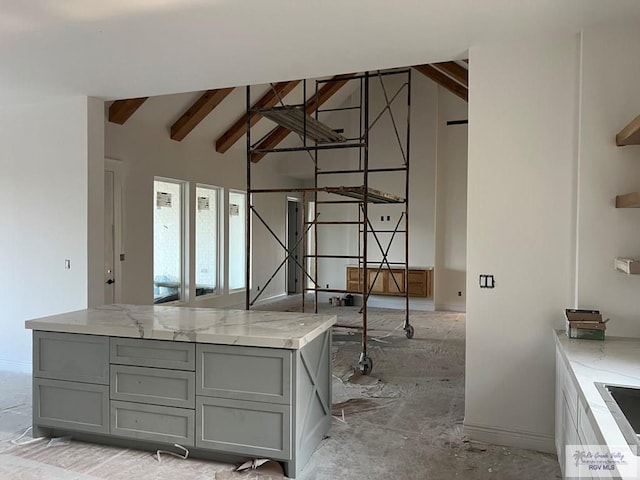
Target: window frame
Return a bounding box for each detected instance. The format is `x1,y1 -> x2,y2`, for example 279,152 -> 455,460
153,177 -> 188,305
194,183 -> 222,299
227,188 -> 248,293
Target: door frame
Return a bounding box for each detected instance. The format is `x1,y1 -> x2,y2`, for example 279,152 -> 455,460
286,196 -> 302,294
105,158 -> 124,304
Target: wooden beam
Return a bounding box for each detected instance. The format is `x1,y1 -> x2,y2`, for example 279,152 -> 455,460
170,88 -> 235,141
215,80 -> 301,154
432,61 -> 468,87
108,98 -> 148,124
251,74 -> 356,162
413,65 -> 468,102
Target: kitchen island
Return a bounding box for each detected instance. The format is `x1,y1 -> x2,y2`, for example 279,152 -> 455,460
25,304 -> 337,479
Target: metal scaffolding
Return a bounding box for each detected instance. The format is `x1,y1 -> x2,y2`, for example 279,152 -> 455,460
245,69 -> 412,375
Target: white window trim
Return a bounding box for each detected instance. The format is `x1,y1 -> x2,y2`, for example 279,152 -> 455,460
228,188 -> 248,293
194,183 -> 222,300
153,176 -> 188,305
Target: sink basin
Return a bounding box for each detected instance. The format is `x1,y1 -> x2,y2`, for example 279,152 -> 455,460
596,383 -> 640,449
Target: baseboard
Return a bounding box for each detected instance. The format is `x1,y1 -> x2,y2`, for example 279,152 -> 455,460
364,296 -> 435,312
436,303 -> 466,313
463,422 -> 556,454
0,359 -> 32,374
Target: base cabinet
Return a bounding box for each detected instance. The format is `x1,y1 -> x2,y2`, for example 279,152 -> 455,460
555,343 -> 611,480
346,266 -> 433,297
32,329 -> 331,479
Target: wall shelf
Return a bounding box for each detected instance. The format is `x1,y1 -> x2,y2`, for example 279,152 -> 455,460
615,192 -> 640,208
616,114 -> 640,146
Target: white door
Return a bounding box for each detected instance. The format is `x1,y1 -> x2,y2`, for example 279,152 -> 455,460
104,170 -> 116,303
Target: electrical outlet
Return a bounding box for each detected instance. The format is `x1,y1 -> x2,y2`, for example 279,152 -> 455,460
257,285 -> 260,291
326,284 -> 329,288
64,259 -> 71,269
479,275 -> 495,289
458,291 -> 462,297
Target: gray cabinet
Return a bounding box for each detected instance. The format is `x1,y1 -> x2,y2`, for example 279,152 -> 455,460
196,397 -> 291,459
34,331 -> 109,384
32,328 -> 332,479
110,365 -> 195,409
197,344 -> 292,404
33,378 -> 109,434
111,400 -> 195,446
110,337 -> 195,370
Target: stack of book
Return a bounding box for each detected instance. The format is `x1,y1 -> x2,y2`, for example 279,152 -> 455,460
565,309 -> 608,340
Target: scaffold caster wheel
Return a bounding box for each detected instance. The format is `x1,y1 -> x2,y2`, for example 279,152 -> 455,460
358,356 -> 373,375
404,325 -> 414,339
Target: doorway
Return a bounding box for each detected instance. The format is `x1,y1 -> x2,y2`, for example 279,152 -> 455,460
287,198 -> 303,294
104,160 -> 123,304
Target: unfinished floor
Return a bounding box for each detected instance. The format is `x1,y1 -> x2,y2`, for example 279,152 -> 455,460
0,300 -> 561,479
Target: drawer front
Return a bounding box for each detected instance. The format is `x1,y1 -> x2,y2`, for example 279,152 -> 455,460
111,400 -> 194,446
197,344 -> 292,404
34,331 -> 109,384
110,365 -> 195,408
407,270 -> 427,297
34,378 -> 109,434
196,397 -> 291,460
110,337 -> 195,371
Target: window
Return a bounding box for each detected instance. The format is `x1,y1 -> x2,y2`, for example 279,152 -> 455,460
195,185 -> 220,296
228,190 -> 246,290
153,179 -> 185,304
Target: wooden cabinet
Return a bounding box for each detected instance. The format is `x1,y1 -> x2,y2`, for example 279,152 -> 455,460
346,266 -> 432,298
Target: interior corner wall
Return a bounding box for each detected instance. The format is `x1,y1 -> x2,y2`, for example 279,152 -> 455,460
87,97 -> 105,307
575,21 -> 640,336
0,96 -> 91,372
434,88 -> 468,312
465,34 -> 579,452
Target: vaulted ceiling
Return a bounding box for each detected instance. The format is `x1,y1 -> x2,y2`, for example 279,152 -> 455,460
2,1 -> 640,107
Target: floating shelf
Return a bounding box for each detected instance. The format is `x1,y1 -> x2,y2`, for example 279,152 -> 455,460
616,114 -> 640,146
259,106 -> 346,144
615,192 -> 640,208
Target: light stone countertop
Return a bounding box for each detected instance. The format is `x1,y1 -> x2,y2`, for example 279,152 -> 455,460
555,331 -> 640,478
25,304 -> 337,349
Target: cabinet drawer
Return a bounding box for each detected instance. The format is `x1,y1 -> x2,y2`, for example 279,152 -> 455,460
110,337 -> 195,371
111,401 -> 194,446
34,331 -> 109,384
196,397 -> 290,460
34,378 -> 109,434
197,344 -> 291,404
110,365 -> 195,408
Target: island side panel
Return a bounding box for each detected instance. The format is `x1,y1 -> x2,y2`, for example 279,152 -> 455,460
287,328 -> 333,478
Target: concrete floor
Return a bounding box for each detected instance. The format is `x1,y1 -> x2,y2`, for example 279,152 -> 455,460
0,299 -> 561,479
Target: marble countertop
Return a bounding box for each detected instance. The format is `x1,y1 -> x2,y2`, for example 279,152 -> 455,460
25,304 -> 337,349
555,331 -> 640,475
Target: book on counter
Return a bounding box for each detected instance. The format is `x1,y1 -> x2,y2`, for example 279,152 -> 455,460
565,308 -> 608,340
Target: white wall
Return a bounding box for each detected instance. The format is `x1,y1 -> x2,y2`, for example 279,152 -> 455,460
105,91 -> 303,308
465,35 -> 579,452
575,21 -> 640,336
434,88 -> 468,312
0,96 -> 94,372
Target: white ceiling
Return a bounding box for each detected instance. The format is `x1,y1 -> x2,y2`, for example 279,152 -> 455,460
1,0 -> 640,107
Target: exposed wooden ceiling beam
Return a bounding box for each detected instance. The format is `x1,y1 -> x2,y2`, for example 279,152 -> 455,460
251,73 -> 356,163
215,80 -> 301,154
108,98 -> 148,124
432,61 -> 468,87
170,88 -> 235,141
413,65 -> 468,102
